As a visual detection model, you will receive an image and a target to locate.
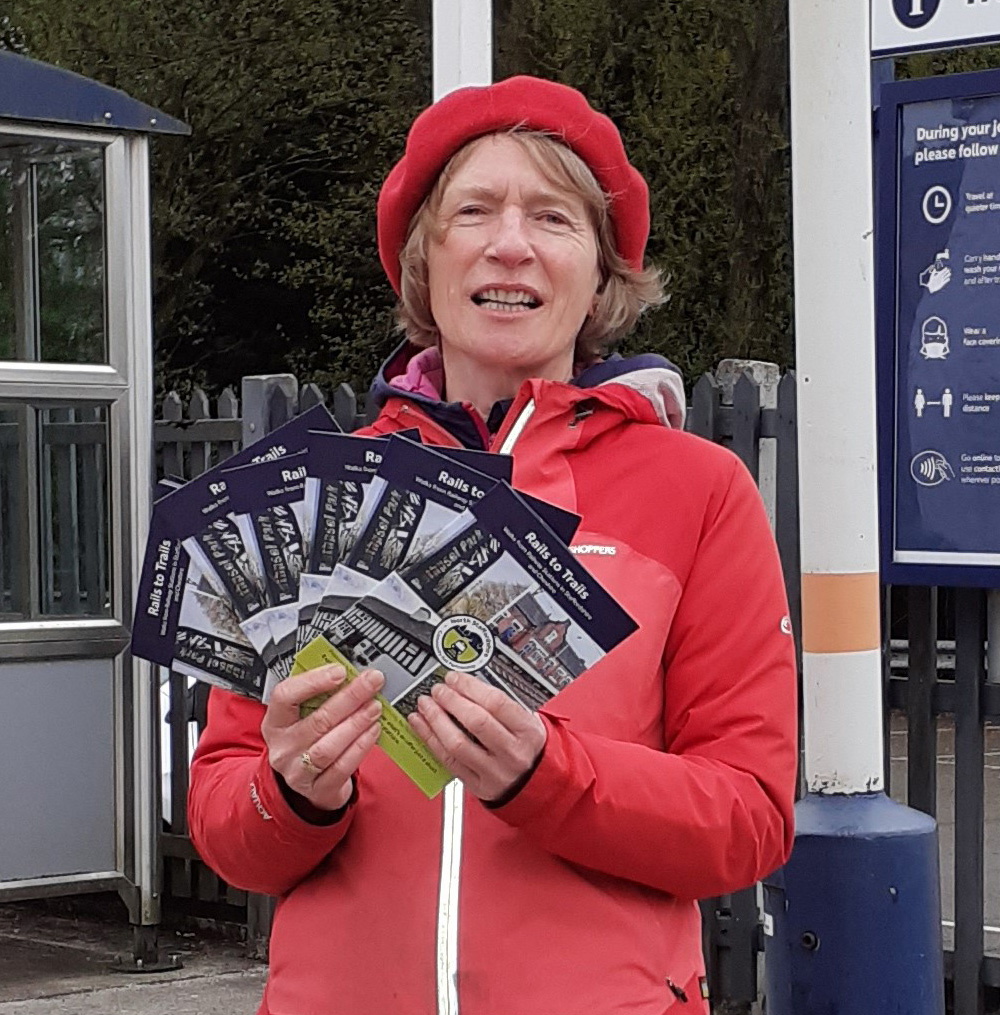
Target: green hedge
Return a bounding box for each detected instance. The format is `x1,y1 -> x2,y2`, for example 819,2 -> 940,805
8,2 -> 1000,397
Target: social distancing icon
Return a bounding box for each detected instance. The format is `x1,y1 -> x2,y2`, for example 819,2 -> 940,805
914,387 -> 953,417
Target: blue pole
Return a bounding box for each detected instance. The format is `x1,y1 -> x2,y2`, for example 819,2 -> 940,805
764,794 -> 944,1014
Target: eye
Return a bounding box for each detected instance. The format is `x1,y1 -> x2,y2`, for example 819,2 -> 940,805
456,204 -> 487,218
538,210 -> 572,227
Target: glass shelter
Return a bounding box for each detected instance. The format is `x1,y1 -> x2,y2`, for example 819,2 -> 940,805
0,52 -> 188,941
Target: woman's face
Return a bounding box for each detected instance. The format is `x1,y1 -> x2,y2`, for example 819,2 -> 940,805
426,134 -> 601,383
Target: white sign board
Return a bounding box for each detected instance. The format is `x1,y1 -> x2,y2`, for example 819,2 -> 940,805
872,0 -> 1000,57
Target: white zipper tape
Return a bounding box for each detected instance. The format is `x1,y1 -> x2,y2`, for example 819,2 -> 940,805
498,398 -> 536,455
436,780 -> 464,1015
435,396 -> 536,1015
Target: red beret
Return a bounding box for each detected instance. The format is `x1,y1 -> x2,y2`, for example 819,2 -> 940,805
377,75 -> 650,294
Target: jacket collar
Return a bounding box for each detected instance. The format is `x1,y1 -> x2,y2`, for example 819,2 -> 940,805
369,340 -> 686,449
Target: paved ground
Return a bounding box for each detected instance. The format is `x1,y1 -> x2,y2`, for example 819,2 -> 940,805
0,905 -> 266,1014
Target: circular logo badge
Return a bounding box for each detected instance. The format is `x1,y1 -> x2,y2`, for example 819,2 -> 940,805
433,615 -> 495,672
891,0 -> 940,30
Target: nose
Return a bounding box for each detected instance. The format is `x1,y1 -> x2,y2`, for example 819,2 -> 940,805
484,207 -> 533,266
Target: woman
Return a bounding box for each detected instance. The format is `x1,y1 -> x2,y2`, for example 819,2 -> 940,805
189,75 -> 797,1015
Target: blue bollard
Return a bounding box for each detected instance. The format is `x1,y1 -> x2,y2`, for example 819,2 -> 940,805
763,791 -> 944,1015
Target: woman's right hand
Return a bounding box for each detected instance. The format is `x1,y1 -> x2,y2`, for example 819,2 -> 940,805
261,664 -> 385,815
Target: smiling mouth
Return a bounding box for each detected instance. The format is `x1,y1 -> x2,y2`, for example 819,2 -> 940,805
471,288 -> 541,313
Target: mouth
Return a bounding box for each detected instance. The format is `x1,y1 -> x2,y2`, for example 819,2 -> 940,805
470,287 -> 542,313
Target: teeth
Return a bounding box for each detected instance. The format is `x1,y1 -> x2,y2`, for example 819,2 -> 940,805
479,300 -> 532,312
475,288 -> 539,308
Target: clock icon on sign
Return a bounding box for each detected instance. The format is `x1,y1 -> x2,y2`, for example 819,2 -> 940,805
922,186 -> 952,225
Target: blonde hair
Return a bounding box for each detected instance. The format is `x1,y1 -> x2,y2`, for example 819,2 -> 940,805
396,130 -> 664,359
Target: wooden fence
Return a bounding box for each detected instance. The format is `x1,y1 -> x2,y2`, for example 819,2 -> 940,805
154,378 -> 369,948
884,585 -> 999,1014
685,363 -> 799,1010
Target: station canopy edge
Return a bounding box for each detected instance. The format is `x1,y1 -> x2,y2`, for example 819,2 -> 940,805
0,51 -> 190,136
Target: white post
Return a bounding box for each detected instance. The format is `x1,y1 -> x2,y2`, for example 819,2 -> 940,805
430,11 -> 491,1011
432,0 -> 492,101
126,135 -> 160,927
765,3 -> 945,1011
790,0 -> 884,795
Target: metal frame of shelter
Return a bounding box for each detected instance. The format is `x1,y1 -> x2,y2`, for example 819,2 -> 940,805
0,51 -> 188,958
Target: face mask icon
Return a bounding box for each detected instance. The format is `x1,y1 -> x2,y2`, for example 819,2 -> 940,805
920,316 -> 949,360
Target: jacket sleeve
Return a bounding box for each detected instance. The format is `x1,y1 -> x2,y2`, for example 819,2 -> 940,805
187,688 -> 356,896
491,458 -> 798,900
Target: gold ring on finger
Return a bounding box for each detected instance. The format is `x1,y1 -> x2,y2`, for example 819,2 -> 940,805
300,750 -> 322,776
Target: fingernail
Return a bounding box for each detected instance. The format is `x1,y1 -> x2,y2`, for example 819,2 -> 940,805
444,671 -> 459,686
365,700 -> 382,719
363,669 -> 384,691
431,682 -> 446,699
325,664 -> 347,682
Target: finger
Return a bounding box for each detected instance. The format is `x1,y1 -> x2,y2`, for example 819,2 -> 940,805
307,698 -> 383,772
282,702 -> 380,798
440,671 -> 537,732
414,692 -> 490,773
281,746 -> 327,797
267,663 -> 348,725
406,710 -> 477,784
310,722 -> 383,807
303,669 -> 385,743
429,677 -> 523,751
429,684 -> 509,752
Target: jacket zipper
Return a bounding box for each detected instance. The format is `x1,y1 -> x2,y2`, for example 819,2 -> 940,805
435,398 -> 537,1015
436,782 -> 463,1015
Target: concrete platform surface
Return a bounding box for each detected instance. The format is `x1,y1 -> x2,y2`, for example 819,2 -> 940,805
0,905 -> 266,1014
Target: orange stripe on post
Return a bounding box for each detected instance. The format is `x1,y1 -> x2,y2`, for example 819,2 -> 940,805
801,572 -> 881,654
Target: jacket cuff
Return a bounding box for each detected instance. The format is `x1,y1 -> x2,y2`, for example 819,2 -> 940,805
482,749 -> 544,809
485,713 -> 579,829
250,753 -> 357,844
275,772 -> 358,825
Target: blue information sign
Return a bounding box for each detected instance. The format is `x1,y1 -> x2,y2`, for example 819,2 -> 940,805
877,69 -> 1000,587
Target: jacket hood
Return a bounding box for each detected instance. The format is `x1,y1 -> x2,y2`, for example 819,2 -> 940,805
370,341 -> 686,442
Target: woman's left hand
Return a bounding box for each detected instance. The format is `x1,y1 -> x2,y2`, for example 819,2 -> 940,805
407,671 -> 547,802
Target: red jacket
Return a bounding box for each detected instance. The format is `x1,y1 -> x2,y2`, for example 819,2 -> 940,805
188,353 -> 797,1015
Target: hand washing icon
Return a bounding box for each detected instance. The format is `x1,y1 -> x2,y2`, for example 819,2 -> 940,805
919,249 -> 951,294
